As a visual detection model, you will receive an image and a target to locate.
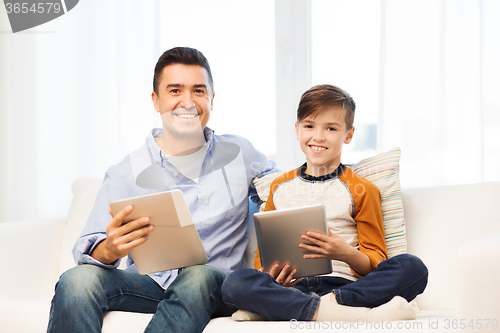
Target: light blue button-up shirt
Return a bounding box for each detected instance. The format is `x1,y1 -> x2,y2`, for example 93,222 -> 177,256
73,127 -> 277,289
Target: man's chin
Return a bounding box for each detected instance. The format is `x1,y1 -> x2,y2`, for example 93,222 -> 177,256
170,127 -> 205,139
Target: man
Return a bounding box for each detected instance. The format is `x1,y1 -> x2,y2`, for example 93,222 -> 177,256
47,47 -> 277,333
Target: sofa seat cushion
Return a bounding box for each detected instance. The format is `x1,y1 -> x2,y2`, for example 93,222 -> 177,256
102,311 -> 152,333
0,295 -> 459,333
203,310 -> 460,333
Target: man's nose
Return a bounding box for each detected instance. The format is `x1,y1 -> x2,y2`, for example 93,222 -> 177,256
180,92 -> 195,108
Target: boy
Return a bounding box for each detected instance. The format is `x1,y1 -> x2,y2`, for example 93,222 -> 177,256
221,84 -> 428,322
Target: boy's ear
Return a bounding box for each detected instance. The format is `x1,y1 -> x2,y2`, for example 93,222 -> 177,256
344,126 -> 355,144
295,122 -> 299,140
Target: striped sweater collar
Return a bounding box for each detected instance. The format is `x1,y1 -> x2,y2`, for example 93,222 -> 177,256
298,162 -> 346,182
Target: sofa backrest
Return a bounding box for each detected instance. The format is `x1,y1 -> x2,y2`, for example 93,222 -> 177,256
61,177 -> 500,312
402,182 -> 500,311
58,177 -> 103,275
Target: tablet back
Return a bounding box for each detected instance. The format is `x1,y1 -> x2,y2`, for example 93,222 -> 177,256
110,190 -> 208,274
254,204 -> 332,279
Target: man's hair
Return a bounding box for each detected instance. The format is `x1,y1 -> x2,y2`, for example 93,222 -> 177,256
153,47 -> 214,95
297,84 -> 356,130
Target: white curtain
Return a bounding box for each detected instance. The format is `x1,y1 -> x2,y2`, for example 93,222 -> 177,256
0,0 -> 161,222
379,0 -> 500,187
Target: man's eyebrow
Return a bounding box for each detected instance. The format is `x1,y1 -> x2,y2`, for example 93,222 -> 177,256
166,83 -> 183,89
165,83 -> 207,89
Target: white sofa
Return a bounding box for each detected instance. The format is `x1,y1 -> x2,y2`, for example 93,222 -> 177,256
1,178 -> 499,333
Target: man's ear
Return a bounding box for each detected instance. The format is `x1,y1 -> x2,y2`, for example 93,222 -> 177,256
295,122 -> 300,140
210,92 -> 215,110
151,91 -> 160,113
344,126 -> 355,144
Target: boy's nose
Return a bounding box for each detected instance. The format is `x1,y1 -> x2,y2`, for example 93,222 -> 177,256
313,130 -> 325,141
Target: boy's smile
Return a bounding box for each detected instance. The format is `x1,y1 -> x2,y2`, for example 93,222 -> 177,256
309,145 -> 327,153
295,106 -> 354,177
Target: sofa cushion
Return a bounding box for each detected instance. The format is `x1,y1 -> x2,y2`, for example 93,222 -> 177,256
350,148 -> 406,258
0,218 -> 66,299
403,182 -> 500,311
458,231 -> 500,329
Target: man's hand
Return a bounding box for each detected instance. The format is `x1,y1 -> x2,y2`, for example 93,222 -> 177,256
91,205 -> 154,265
299,229 -> 372,276
260,262 -> 302,287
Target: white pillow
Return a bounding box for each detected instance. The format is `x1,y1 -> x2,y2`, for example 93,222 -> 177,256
350,147 -> 407,258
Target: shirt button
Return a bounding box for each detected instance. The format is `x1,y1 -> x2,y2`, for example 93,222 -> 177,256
202,215 -> 206,219
174,172 -> 178,176
199,185 -> 202,190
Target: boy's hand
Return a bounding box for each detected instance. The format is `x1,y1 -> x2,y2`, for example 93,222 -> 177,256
261,262 -> 302,287
91,205 -> 154,265
299,229 -> 353,261
300,229 -> 373,276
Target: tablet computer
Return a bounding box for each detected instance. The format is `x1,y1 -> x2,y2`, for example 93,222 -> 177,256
109,190 -> 208,274
254,204 -> 332,279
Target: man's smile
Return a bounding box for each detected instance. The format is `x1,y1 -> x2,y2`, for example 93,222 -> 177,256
171,106 -> 200,120
176,113 -> 198,119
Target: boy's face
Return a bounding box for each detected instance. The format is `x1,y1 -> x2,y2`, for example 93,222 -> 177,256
152,64 -> 214,139
295,106 -> 354,177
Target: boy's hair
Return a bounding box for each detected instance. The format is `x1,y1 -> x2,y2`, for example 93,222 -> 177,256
153,47 -> 214,95
297,84 -> 356,129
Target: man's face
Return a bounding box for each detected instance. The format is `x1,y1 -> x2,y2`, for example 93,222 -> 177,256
152,64 -> 214,139
295,106 -> 354,176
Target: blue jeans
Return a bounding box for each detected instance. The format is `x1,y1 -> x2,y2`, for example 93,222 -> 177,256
47,264 -> 234,333
222,254 -> 428,321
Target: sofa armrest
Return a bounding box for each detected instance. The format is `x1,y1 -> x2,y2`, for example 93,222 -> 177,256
0,218 -> 66,298
458,232 -> 500,332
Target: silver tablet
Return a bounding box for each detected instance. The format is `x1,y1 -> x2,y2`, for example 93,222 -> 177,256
109,190 -> 208,274
254,204 -> 332,279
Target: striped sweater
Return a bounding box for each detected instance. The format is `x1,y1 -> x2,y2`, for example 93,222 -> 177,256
254,163 -> 388,281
